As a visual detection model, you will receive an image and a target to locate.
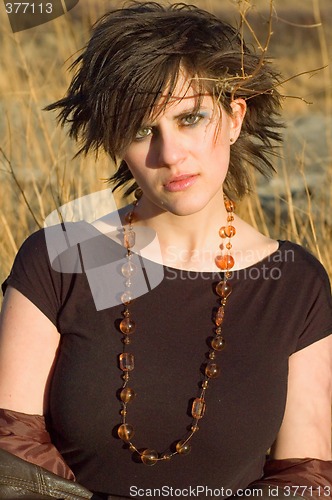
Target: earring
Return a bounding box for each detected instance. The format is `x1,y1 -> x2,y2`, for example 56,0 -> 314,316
230,137 -> 235,144
134,187 -> 143,200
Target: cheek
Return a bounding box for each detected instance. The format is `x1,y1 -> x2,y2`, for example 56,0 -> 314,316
123,150 -> 145,176
123,155 -> 154,192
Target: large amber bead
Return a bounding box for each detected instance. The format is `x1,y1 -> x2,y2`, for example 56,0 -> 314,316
120,387 -> 136,403
176,440 -> 191,455
216,281 -> 232,298
215,254 -> 235,270
211,335 -> 226,351
118,423 -> 134,442
141,449 -> 158,466
119,353 -> 134,371
121,261 -> 137,278
205,361 -> 221,379
120,318 -> 136,334
224,199 -> 235,212
191,398 -> 206,419
121,291 -> 133,305
219,226 -> 236,238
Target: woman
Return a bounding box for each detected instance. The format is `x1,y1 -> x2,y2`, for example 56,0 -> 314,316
0,2 -> 331,499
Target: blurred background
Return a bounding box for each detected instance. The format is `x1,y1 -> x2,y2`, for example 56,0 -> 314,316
0,0 -> 331,286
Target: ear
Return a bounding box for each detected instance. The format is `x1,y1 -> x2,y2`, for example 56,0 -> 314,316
229,99 -> 246,143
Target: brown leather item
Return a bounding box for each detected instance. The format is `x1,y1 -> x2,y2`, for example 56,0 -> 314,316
0,409 -> 75,480
249,458 -> 332,500
0,448 -> 92,499
1,409 -> 331,499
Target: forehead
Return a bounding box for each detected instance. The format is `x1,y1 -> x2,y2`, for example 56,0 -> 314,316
148,74 -> 214,121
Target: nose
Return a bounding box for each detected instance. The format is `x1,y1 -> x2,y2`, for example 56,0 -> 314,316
154,127 -> 187,167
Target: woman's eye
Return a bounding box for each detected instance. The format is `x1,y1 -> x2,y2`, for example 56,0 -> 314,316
135,127 -> 152,140
181,114 -> 203,126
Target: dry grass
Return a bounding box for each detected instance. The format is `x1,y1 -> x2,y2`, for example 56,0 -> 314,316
0,0 -> 331,287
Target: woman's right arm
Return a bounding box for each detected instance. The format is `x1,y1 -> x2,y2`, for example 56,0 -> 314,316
0,286 -> 76,479
0,286 -> 60,415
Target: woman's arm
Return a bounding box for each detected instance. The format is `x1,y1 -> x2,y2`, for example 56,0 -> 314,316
0,286 -> 75,479
271,335 -> 332,460
245,335 -> 332,499
0,286 -> 60,415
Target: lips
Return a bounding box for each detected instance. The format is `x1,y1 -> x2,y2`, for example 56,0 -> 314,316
164,174 -> 199,192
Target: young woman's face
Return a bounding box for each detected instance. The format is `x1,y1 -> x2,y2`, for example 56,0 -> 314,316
123,76 -> 245,217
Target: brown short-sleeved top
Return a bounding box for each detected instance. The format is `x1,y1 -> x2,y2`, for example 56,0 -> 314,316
3,222 -> 332,497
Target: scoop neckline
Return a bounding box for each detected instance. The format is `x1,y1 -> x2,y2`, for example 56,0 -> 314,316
80,221 -> 287,275
162,240 -> 287,275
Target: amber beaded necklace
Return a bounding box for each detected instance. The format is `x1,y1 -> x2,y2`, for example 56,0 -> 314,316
117,195 -> 236,465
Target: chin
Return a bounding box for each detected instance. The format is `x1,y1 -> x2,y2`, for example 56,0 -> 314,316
161,198 -> 211,217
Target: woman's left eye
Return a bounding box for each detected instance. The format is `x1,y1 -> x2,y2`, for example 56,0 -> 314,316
181,114 -> 204,126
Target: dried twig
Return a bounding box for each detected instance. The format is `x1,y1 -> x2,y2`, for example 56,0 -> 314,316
0,147 -> 42,229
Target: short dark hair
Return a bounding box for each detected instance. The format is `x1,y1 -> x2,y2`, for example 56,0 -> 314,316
46,1 -> 283,199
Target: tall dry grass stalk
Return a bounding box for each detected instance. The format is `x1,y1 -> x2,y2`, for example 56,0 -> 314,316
0,0 -> 331,288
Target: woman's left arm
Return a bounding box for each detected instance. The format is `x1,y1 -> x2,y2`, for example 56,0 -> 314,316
271,334 -> 332,460
244,336 -> 332,499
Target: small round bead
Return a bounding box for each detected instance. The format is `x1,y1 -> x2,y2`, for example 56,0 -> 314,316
209,351 -> 216,360
118,423 -> 135,442
123,337 -> 131,345
176,440 -> 191,455
141,449 -> 158,466
202,380 -> 209,389
191,424 -> 199,433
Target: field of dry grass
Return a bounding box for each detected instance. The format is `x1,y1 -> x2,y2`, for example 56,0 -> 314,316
0,0 -> 331,286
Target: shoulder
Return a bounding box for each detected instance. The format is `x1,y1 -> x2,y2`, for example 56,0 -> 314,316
2,221 -> 97,294
278,240 -> 331,286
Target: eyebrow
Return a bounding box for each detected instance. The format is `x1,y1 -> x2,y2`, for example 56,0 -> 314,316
145,105 -> 211,126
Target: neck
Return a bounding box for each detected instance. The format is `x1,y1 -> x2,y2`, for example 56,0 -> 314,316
132,192 -> 231,271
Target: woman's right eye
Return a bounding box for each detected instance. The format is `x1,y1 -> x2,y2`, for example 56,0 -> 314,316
135,126 -> 152,140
